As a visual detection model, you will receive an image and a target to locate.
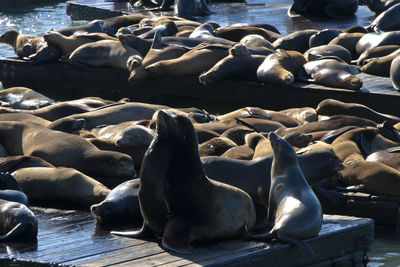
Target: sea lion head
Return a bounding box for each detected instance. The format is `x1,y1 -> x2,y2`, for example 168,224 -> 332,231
269,131 -> 298,166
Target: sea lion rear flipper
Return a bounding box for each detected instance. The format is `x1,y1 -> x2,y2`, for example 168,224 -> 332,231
277,232 -> 316,260
111,222 -> 154,238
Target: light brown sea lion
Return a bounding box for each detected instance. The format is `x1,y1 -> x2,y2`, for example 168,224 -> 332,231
257,49 -> 307,85
56,20 -> 104,36
145,43 -> 231,76
220,126 -> 254,146
44,31 -> 117,56
272,30 -> 318,53
279,107 -> 318,124
316,99 -> 400,124
199,44 -> 268,85
243,132 -> 322,258
221,145 -> 255,160
366,146 -> 400,171
356,45 -> 400,66
188,23 -> 233,45
361,48 -> 400,77
275,115 -> 377,136
12,167 -> 111,209
214,26 -> 281,43
128,31 -> 189,83
0,87 -> 55,110
91,179 -> 142,226
198,136 -> 237,157
303,45 -> 352,63
0,29 -> 44,58
390,54 -> 400,90
0,199 -> 37,242
328,32 -> 365,59
299,58 -> 362,90
239,34 -> 275,50
69,40 -> 143,70
0,113 -> 50,127
0,121 -> 136,180
112,110 -> 256,254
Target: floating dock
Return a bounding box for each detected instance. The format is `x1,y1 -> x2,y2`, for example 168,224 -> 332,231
0,208 -> 374,266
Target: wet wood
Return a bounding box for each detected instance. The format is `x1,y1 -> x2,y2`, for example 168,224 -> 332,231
0,208 -> 374,266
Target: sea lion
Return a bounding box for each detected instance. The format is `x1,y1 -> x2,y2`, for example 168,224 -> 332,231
175,0 -> 212,19
0,155 -> 54,174
257,49 -> 307,85
221,145 -> 255,160
0,29 -> 44,58
12,167 -> 110,209
0,121 -> 136,180
145,43 -> 230,76
279,107 -> 318,124
214,26 -> 281,43
275,115 -> 377,136
220,126 -> 255,146
199,136 -> 237,157
309,29 -> 341,48
137,21 -> 178,39
328,32 -> 364,59
299,58 -> 363,90
91,179 -> 142,226
361,48 -> 400,77
112,110 -> 256,254
272,30 -> 318,53
239,34 -> 275,50
69,40 -> 143,70
0,113 -> 50,127
356,45 -> 400,66
316,99 -> 400,124
56,20 -> 104,36
359,0 -> 400,14
188,23 -> 233,45
44,31 -> 117,56
244,132 -> 322,257
390,54 -> 400,90
102,14 -> 149,35
199,44 -> 268,85
366,146 -> 400,171
0,87 -> 55,110
289,0 -> 358,18
368,3 -> 400,32
0,172 -> 28,205
303,45 -> 352,63
0,199 -> 37,242
48,102 -> 169,130
356,31 -> 400,56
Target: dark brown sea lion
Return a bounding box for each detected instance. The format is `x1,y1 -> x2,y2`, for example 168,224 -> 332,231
198,137 -> 237,157
102,14 -> 149,35
356,45 -> 400,66
0,199 -> 37,242
272,29 -> 318,53
275,115 -> 377,136
303,45 -> 352,63
0,172 -> 28,205
289,0 -> 358,18
316,99 -> 400,124
0,121 -> 136,180
244,132 -> 323,257
367,146 -> 400,171
0,87 -> 55,110
112,110 -> 256,254
91,179 -> 142,226
356,31 -> 400,56
328,32 -> 364,59
368,3 -> 400,32
309,29 -> 341,48
0,155 -> 54,174
12,167 -> 111,209
56,20 -> 104,36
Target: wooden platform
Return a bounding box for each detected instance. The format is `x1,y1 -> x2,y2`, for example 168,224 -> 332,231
0,58 -> 399,116
0,208 -> 374,266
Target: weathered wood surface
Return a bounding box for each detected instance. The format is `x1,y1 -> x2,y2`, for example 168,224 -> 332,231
0,208 -> 374,267
0,58 -> 399,116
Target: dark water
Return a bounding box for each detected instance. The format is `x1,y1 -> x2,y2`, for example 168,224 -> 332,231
0,1 -> 399,266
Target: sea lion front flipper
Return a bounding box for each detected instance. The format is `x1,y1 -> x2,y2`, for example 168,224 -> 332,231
277,232 -> 316,260
111,222 -> 154,238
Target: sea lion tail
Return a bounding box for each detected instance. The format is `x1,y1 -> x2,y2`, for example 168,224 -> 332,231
277,233 -> 316,260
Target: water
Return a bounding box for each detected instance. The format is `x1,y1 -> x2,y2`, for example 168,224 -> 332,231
0,1 -> 400,266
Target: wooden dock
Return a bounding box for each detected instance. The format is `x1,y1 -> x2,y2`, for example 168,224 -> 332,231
0,208 -> 374,266
0,58 -> 399,116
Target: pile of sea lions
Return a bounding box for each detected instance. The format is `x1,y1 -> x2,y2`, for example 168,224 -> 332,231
3,11 -> 400,90
1,85 -> 400,255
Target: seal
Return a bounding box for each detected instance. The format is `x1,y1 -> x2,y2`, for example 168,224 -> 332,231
0,29 -> 44,58
145,43 -> 231,76
316,98 -> 400,124
69,40 -> 143,70
112,110 -> 256,254
0,199 -> 38,242
244,132 -> 322,258
0,121 -> 136,181
0,87 -> 55,110
299,58 -> 363,90
257,49 -> 307,85
12,167 -> 111,209
91,179 -> 142,226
